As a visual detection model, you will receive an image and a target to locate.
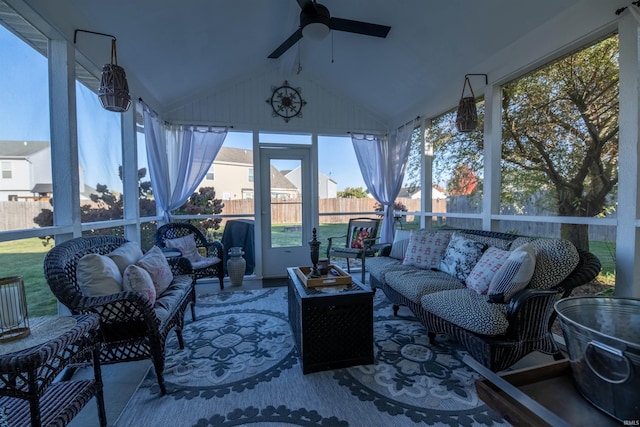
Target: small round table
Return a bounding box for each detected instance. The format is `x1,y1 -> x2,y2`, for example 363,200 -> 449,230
0,314 -> 106,427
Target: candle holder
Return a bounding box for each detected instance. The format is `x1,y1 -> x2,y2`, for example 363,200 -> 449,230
0,276 -> 30,342
308,228 -> 321,278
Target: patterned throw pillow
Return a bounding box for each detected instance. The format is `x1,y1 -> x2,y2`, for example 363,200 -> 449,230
77,253 -> 123,296
487,243 -> 536,303
349,227 -> 372,249
389,229 -> 412,260
465,246 -> 511,294
439,232 -> 488,280
527,238 -> 579,289
123,264 -> 157,304
402,230 -> 453,269
136,246 -> 174,295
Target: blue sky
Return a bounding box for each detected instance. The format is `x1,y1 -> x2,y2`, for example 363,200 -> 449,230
0,24 -> 366,193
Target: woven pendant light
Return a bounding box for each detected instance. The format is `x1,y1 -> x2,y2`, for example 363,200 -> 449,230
98,38 -> 131,112
455,76 -> 478,133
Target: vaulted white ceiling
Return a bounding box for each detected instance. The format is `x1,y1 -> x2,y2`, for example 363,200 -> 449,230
9,0 -> 625,127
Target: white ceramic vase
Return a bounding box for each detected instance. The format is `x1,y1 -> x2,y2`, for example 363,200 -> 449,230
227,248 -> 246,286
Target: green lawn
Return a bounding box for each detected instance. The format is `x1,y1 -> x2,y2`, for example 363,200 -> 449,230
0,231 -> 616,317
0,238 -> 58,317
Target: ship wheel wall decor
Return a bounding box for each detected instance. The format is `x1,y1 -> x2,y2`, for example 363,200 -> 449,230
266,80 -> 307,123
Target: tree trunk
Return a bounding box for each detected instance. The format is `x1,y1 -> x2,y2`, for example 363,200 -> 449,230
560,223 -> 589,251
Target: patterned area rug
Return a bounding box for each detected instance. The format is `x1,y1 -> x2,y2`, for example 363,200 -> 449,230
115,287 -> 508,427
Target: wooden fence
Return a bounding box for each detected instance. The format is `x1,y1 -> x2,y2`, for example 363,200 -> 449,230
0,197 -> 616,243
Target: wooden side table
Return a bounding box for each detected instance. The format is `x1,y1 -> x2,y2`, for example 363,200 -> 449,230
0,314 -> 106,427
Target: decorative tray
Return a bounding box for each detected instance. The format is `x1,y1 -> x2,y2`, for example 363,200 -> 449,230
294,265 -> 352,287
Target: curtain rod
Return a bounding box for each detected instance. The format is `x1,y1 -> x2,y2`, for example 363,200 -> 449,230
138,98 -> 158,116
138,98 -> 234,129
347,116 -> 420,135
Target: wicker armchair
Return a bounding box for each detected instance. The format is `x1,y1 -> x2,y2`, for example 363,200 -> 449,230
43,236 -> 195,395
154,222 -> 225,290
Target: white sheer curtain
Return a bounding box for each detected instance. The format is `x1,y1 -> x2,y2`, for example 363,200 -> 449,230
352,119 -> 417,243
142,105 -> 227,221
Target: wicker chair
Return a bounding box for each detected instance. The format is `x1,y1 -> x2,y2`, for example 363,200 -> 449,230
43,236 -> 195,395
154,222 -> 225,290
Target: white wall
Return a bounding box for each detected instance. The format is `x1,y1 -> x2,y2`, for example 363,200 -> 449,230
164,64 -> 388,134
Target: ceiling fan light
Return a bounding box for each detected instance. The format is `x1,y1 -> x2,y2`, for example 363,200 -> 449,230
302,22 -> 330,40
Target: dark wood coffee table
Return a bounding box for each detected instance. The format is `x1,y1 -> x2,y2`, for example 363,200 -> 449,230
287,267 -> 374,374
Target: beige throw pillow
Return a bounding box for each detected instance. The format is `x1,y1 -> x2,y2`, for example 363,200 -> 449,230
107,241 -> 144,275
77,253 -> 123,296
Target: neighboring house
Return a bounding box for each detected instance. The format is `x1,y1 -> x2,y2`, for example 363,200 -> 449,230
200,146 -> 298,200
0,140 -> 98,202
283,166 -> 337,198
0,140 -> 51,201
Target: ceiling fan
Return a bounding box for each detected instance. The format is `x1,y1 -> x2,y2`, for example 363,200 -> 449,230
268,0 -> 391,59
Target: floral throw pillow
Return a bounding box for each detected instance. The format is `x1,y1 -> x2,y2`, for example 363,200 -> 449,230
439,232 -> 488,281
465,246 -> 511,294
135,246 -> 174,295
350,227 -> 372,249
123,264 -> 157,304
402,230 -> 452,269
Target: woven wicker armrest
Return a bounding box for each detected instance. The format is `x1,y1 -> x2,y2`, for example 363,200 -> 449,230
76,291 -> 157,324
554,249 -> 602,298
166,255 -> 193,276
202,240 -> 224,258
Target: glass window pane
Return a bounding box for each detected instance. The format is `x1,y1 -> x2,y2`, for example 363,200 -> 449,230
77,81 -> 123,221
431,104 -> 485,227
0,24 -> 53,232
270,158 -> 302,247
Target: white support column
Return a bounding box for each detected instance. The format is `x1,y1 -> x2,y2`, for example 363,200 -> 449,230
48,38 -> 81,243
421,118 -> 433,229
122,104 -> 141,244
482,84 -> 502,232
615,15 -> 640,298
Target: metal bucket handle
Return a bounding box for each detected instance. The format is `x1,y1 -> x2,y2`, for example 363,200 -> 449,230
585,341 -> 631,384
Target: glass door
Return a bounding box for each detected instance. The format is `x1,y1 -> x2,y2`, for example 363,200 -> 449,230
259,146 -> 313,277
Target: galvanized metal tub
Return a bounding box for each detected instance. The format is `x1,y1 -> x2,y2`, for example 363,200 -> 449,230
554,296 -> 640,422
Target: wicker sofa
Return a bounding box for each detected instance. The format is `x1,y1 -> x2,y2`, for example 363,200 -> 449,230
368,229 -> 601,371
44,236 -> 196,395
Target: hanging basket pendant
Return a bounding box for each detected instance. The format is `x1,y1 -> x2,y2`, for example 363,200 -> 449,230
455,76 -> 478,133
98,38 -> 131,112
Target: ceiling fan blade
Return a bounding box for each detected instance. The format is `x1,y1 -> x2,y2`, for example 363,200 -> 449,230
268,28 -> 304,59
295,0 -> 311,9
330,17 -> 391,38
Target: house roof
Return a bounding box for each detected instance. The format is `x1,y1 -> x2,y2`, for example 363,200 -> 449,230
0,140 -> 49,157
215,146 -> 253,165
3,0 -> 619,128
270,165 -> 297,190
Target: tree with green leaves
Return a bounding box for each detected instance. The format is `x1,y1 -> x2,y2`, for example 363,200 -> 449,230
406,36 -> 618,251
502,36 -> 618,249
337,187 -> 368,198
